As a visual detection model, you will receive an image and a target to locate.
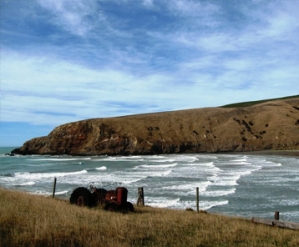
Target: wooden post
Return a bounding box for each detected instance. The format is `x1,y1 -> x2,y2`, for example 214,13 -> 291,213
275,211 -> 279,220
137,187 -> 144,206
52,177 -> 57,198
196,187 -> 199,213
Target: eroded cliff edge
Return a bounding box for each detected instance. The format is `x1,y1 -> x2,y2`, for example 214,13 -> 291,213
12,98 -> 299,155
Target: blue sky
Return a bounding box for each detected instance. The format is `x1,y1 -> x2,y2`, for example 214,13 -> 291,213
1,0 -> 298,147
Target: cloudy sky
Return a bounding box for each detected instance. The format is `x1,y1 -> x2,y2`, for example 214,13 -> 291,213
1,0 -> 298,147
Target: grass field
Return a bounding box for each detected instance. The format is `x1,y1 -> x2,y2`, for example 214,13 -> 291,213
1,188 -> 299,247
221,95 -> 299,108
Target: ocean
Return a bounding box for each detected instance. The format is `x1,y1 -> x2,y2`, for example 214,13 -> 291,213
1,147 -> 299,222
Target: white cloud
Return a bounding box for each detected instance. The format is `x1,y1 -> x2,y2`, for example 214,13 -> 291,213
37,0 -> 101,36
1,50 -> 186,125
166,0 -> 220,18
142,0 -> 154,7
1,0 -> 298,131
242,0 -> 299,41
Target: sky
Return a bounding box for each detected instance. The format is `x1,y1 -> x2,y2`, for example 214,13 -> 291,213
0,0 -> 298,147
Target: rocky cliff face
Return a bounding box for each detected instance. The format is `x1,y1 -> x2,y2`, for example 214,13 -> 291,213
12,98 -> 299,155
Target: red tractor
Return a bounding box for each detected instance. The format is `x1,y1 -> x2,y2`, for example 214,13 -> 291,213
70,184 -> 134,212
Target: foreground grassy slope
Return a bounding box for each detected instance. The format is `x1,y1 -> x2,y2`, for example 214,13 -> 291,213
1,188 -> 298,247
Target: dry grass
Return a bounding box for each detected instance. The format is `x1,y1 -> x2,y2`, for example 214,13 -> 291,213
13,97 -> 299,156
1,188 -> 299,247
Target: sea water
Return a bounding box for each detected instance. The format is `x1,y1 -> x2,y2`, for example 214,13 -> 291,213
1,147 -> 299,222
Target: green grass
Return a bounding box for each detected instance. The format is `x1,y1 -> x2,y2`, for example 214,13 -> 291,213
221,95 -> 299,108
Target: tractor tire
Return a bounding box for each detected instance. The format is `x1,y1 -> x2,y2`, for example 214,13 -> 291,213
104,202 -> 119,212
70,187 -> 95,208
126,202 -> 134,212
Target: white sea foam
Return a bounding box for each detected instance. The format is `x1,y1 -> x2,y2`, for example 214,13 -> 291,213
164,170 -> 173,176
208,174 -> 240,186
14,170 -> 88,180
173,155 -> 199,163
98,156 -> 145,162
96,166 -> 107,170
135,163 -> 178,169
200,200 -> 229,210
231,159 -> 247,162
230,156 -> 248,163
183,162 -> 223,175
30,191 -> 52,196
97,156 -> 117,161
27,163 -> 56,167
29,157 -> 91,161
121,177 -> 146,184
146,155 -> 166,159
184,161 -> 214,166
264,161 -> 282,167
55,190 -> 69,195
121,156 -> 143,159
230,161 -> 251,165
163,181 -> 212,192
230,170 -> 252,176
169,162 -> 222,179
31,190 -> 68,196
65,172 -> 148,185
146,197 -> 180,208
202,188 -> 236,197
176,200 -> 229,210
148,170 -> 172,177
18,181 -> 36,186
196,154 -> 218,160
150,159 -> 176,163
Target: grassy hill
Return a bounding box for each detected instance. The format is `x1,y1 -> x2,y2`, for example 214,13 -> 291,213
221,95 -> 299,108
13,96 -> 299,155
1,188 -> 299,247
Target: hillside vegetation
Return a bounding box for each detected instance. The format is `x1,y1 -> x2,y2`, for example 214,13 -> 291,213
12,96 -> 299,155
221,95 -> 299,108
1,188 -> 299,247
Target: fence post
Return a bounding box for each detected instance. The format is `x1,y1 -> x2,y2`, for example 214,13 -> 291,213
137,187 -> 144,206
52,177 -> 57,198
196,187 -> 199,213
275,211 -> 279,220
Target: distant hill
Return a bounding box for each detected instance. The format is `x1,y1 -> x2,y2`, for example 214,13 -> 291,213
221,95 -> 299,108
12,96 -> 299,155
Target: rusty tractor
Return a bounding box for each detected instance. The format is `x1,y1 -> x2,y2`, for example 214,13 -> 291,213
70,183 -> 134,212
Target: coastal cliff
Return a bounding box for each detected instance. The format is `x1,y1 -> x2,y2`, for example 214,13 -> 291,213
12,97 -> 299,155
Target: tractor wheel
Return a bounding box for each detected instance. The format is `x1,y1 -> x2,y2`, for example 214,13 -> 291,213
104,202 -> 119,212
126,202 -> 134,212
70,187 -> 95,208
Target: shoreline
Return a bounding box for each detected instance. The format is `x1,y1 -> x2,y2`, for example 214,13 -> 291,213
4,148 -> 299,157
239,150 -> 299,157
